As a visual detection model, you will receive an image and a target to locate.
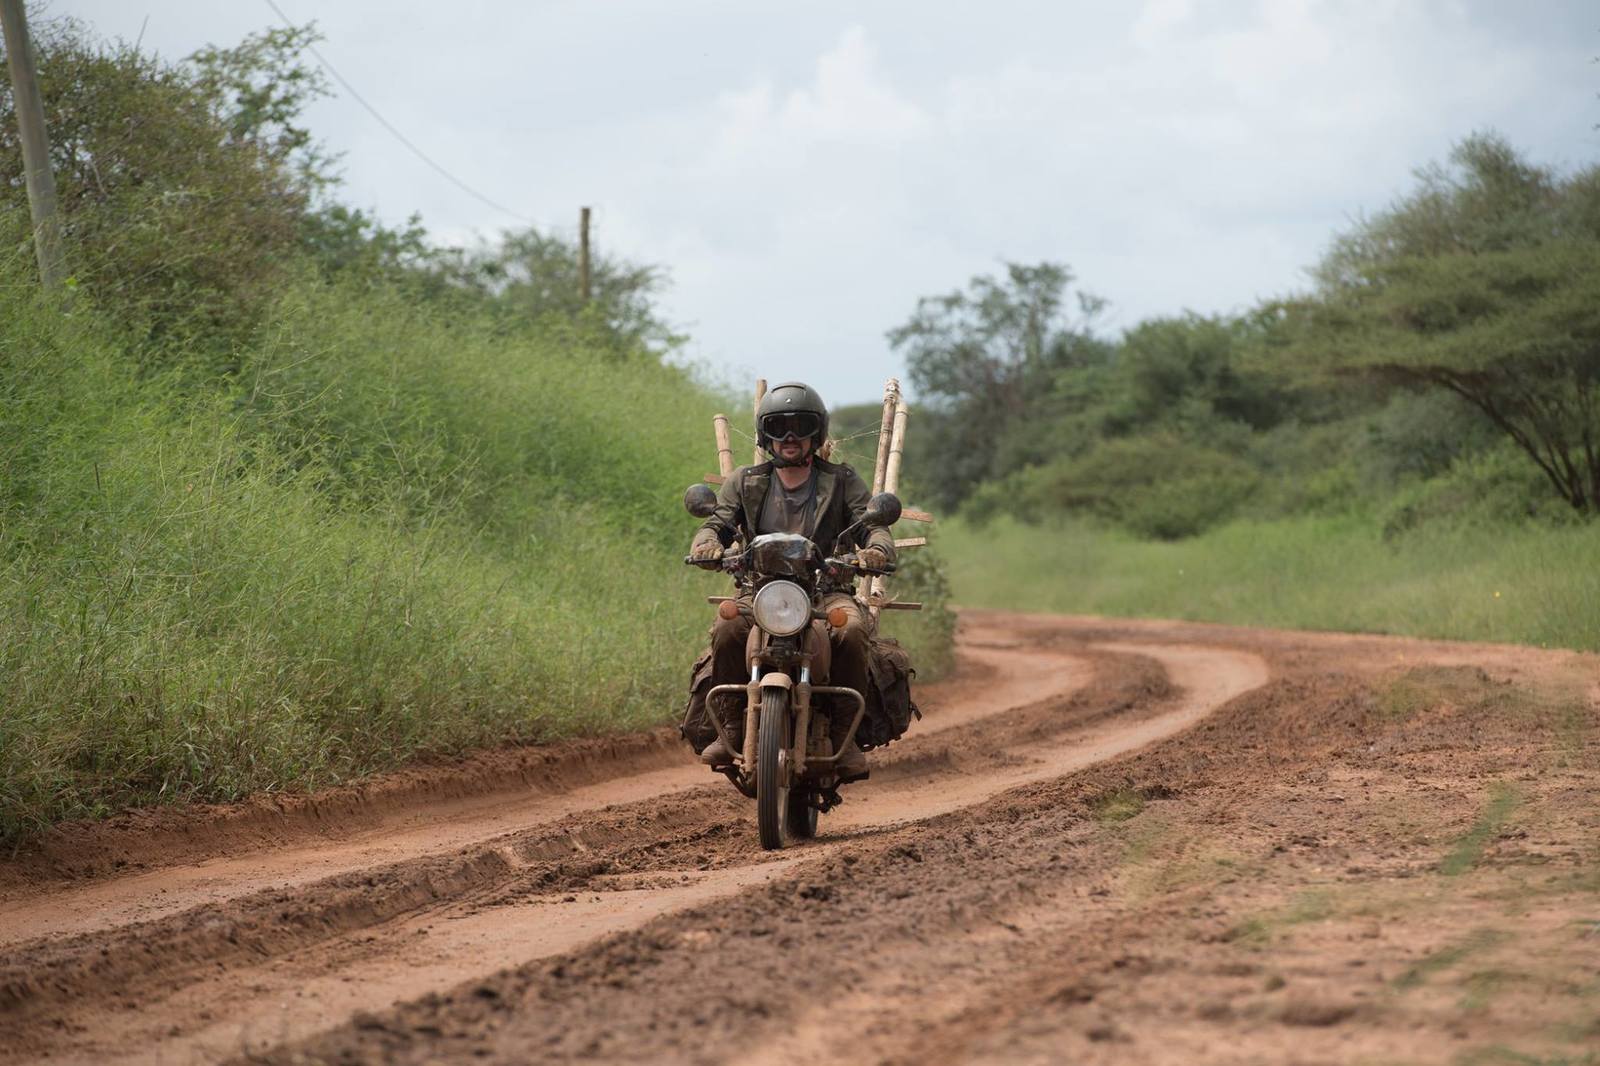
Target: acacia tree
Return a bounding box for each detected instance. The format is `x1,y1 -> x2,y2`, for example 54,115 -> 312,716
1295,133 -> 1600,511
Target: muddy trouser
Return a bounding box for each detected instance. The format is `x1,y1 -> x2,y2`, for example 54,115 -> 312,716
695,591 -> 869,751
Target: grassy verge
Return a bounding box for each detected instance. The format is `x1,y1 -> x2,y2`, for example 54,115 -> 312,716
941,514 -> 1600,652
0,274 -> 955,843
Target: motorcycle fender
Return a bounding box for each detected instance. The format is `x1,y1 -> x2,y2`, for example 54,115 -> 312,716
758,673 -> 793,691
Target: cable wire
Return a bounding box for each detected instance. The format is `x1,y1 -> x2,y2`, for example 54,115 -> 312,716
262,0 -> 534,224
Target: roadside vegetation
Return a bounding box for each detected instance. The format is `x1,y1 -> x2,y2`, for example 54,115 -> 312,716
892,135 -> 1600,650
0,19 -> 952,842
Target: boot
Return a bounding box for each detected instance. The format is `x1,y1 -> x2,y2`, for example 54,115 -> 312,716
699,737 -> 735,767
836,740 -> 869,783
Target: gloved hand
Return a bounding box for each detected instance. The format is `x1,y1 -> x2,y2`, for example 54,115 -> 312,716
689,530 -> 724,562
856,546 -> 890,571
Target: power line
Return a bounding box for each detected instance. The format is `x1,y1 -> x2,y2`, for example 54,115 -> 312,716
262,0 -> 534,225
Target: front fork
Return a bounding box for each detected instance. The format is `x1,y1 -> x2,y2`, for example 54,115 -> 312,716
738,656 -> 813,774
708,651 -> 866,787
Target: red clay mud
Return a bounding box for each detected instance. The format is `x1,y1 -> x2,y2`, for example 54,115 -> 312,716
2,611 -> 1595,1066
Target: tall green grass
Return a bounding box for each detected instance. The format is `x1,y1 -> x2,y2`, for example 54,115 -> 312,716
0,273 -> 726,841
941,514 -> 1600,652
0,271 -> 954,842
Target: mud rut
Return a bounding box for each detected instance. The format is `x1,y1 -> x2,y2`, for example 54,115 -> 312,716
2,611 -> 1597,1065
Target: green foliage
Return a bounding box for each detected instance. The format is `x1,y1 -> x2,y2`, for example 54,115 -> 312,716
0,262 -> 740,843
1296,133 -> 1600,511
187,22 -> 337,193
435,227 -> 685,355
888,135 -> 1599,542
887,262 -> 1110,510
1106,314 -> 1284,436
1380,444 -> 1582,538
0,19 -> 312,356
970,434 -> 1261,540
877,539 -> 958,680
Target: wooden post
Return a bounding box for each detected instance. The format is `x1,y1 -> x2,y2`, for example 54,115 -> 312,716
1,0 -> 64,288
712,414 -> 734,477
752,378 -> 767,466
870,378 -> 900,495
578,206 -> 592,304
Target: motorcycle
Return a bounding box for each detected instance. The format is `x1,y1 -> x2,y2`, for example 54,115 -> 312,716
682,485 -> 901,850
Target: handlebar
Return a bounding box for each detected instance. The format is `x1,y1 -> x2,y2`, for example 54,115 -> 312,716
681,552 -> 894,577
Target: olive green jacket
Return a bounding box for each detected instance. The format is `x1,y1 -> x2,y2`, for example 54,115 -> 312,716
696,458 -> 896,562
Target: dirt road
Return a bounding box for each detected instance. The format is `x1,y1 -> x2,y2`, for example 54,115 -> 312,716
2,611 -> 1596,1064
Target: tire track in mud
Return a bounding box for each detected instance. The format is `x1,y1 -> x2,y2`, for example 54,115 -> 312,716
0,626 -> 1087,948
0,620 -> 1263,1065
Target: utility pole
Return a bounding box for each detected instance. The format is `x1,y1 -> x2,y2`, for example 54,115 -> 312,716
0,0 -> 64,287
578,206 -> 592,304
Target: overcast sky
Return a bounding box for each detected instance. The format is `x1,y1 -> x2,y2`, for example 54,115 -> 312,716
51,1 -> 1600,404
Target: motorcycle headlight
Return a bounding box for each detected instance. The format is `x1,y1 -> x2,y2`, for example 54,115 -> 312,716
751,580 -> 810,636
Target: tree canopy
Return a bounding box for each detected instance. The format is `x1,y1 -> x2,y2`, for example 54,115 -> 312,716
1295,133 -> 1600,510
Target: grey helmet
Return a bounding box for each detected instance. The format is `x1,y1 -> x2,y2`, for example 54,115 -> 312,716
756,381 -> 829,467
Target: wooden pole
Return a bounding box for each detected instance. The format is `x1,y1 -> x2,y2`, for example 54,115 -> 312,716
1,0 -> 64,288
712,414 -> 734,477
870,399 -> 909,607
752,378 -> 767,466
578,206 -> 592,304
870,378 -> 900,495
883,403 -> 909,496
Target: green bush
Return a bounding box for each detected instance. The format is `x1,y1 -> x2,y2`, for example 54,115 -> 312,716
1380,444 -> 1581,539
968,433 -> 1260,540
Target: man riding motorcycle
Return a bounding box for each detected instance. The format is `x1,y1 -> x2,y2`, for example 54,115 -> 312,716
686,381 -> 896,779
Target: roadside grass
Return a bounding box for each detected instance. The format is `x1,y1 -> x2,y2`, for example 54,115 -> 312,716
941,515 -> 1600,653
0,284 -> 723,842
0,276 -> 957,843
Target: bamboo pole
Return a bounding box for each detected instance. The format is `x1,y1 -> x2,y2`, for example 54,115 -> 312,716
870,397 -> 909,608
712,414 -> 734,477
883,403 -> 909,496
752,378 -> 767,466
870,378 -> 900,495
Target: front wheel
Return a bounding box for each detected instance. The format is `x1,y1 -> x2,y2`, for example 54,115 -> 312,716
756,687 -> 792,850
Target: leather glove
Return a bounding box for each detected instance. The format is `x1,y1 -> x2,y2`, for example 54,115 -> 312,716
689,529 -> 724,562
856,546 -> 890,571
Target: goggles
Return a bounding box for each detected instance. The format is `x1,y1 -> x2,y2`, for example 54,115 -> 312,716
760,411 -> 821,442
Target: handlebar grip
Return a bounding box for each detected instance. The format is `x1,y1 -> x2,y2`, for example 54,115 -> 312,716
684,555 -> 724,570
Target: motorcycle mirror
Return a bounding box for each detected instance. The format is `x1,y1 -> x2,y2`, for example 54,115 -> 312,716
862,492 -> 902,529
683,483 -> 718,518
